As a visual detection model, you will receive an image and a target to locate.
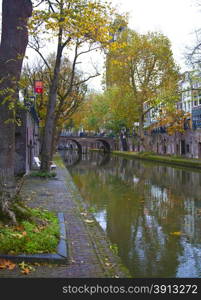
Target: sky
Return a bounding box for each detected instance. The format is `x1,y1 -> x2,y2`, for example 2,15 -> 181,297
114,0 -> 201,68
91,0 -> 201,90
87,0 -> 201,90
0,0 -> 201,90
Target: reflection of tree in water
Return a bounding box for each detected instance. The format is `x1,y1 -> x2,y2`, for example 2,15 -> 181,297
67,151 -> 201,277
106,178 -> 184,277
128,210 -> 182,277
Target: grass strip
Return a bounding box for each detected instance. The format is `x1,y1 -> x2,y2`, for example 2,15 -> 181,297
112,151 -> 201,170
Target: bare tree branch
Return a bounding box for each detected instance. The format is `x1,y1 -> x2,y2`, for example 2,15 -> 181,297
74,73 -> 100,86
28,37 -> 52,74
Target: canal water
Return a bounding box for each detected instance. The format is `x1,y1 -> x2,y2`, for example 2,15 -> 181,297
61,150 -> 201,278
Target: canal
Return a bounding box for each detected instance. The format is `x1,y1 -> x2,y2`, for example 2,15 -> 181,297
61,150 -> 201,278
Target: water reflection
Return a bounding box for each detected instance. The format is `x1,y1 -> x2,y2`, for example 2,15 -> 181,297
61,150 -> 201,278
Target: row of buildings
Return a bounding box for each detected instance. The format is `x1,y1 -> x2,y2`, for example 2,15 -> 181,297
144,71 -> 201,129
139,71 -> 201,158
179,71 -> 201,130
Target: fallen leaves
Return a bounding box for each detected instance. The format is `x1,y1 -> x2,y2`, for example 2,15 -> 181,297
10,231 -> 27,239
14,225 -> 25,232
19,262 -> 35,275
0,259 -> 16,270
0,259 -> 36,275
21,267 -> 31,275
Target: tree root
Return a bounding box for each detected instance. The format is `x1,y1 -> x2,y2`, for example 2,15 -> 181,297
1,197 -> 17,225
0,175 -> 31,225
0,175 -> 48,226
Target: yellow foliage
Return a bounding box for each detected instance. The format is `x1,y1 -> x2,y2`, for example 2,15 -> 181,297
29,0 -> 118,47
154,108 -> 191,135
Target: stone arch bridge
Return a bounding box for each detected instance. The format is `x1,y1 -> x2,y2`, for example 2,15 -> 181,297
58,136 -> 118,153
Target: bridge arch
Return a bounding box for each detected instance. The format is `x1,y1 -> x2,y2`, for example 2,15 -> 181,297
61,149 -> 82,166
59,136 -> 113,152
60,138 -> 82,153
95,139 -> 111,153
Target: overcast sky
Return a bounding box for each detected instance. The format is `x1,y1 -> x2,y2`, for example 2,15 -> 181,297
114,0 -> 201,68
0,0 -> 201,90
90,0 -> 201,90
92,0 -> 201,90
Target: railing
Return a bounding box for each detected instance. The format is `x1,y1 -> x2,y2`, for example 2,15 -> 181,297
60,134 -> 116,139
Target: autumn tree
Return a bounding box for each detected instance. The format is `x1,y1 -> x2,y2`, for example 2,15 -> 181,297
72,87 -> 137,135
106,29 -> 180,150
22,50 -> 94,154
152,107 -> 191,135
29,0 -> 117,171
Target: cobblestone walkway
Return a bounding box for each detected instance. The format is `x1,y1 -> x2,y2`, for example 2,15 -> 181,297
0,164 -> 129,278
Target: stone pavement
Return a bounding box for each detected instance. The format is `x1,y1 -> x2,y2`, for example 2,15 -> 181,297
0,162 -> 130,278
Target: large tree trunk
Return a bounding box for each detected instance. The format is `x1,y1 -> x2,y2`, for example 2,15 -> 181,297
0,0 -> 32,180
0,0 -> 32,222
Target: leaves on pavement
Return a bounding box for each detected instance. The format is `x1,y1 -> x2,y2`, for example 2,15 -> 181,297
0,259 -> 16,270
19,261 -> 35,275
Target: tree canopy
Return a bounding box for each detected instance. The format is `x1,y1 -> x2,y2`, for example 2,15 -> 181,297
73,28 -> 180,149
28,0 -> 121,171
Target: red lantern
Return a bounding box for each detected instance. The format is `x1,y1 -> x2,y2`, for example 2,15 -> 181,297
34,80 -> 43,94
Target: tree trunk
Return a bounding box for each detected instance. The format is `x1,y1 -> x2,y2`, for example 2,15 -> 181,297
40,44 -> 63,171
0,0 -> 32,179
139,114 -> 145,152
40,0 -> 67,172
50,125 -> 60,159
139,113 -> 150,152
0,0 -> 32,222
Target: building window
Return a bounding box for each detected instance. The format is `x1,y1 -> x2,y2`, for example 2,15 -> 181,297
194,100 -> 198,106
186,144 -> 190,153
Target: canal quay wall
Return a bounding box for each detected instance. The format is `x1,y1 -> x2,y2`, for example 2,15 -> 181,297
0,156 -> 130,278
125,129 -> 201,159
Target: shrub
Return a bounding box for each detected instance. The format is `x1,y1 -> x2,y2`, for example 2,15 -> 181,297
30,171 -> 57,178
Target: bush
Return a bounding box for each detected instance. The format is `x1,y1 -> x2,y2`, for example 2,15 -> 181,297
30,171 -> 57,178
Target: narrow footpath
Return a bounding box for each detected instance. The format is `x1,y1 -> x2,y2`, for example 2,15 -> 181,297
0,160 -> 129,278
